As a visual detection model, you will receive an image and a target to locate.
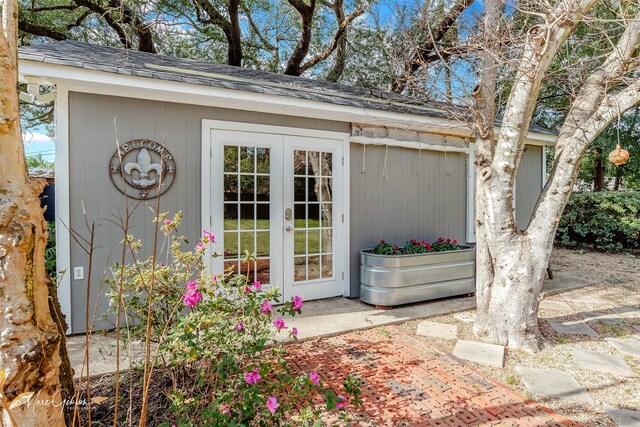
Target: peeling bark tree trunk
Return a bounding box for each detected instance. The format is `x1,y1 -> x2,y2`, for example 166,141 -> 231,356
0,1 -> 71,425
470,0 -> 640,351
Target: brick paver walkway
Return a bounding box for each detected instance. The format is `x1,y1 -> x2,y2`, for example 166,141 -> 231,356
287,327 -> 580,426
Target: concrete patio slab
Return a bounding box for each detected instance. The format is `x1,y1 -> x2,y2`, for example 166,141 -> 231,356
452,340 -> 504,367
416,321 -> 457,339
579,311 -> 625,325
613,306 -> 640,318
561,294 -> 608,306
604,407 -> 640,427
606,338 -> 640,358
453,311 -> 476,323
67,270 -> 598,378
67,335 -> 146,379
540,299 -> 573,312
515,366 -> 593,403
571,349 -> 635,377
547,319 -> 599,337
634,326 -> 640,333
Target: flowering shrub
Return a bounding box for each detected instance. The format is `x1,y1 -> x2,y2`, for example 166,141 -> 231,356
107,212 -> 361,426
370,237 -> 463,255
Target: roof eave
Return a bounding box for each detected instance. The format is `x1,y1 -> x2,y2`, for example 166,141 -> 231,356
19,59 -> 556,146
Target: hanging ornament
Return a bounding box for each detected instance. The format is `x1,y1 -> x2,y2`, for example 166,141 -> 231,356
608,144 -> 629,166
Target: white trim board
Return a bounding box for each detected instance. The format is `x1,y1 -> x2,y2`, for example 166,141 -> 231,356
200,120 -> 351,298
54,85 -> 72,333
19,60 -> 557,146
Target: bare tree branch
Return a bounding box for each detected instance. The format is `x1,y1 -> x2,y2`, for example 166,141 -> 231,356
391,0 -> 473,93
284,0 -> 316,75
299,0 -> 364,78
18,18 -> 68,40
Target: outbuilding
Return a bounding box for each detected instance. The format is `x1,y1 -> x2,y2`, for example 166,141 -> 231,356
18,41 -> 554,333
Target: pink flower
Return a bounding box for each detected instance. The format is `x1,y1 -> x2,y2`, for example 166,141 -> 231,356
220,404 -> 230,417
186,281 -> 197,291
336,394 -> 346,409
244,368 -> 261,385
426,243 -> 432,250
309,371 -> 320,386
273,317 -> 286,331
202,230 -> 215,242
236,321 -> 244,332
164,219 -> 171,225
252,281 -> 262,291
453,239 -> 458,244
291,295 -> 304,311
261,300 -> 273,314
196,242 -> 205,251
184,289 -> 202,307
380,240 -> 385,244
291,327 -> 298,337
244,286 -> 251,293
267,396 -> 279,415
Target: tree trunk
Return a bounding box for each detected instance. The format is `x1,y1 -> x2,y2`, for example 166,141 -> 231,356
473,236 -> 547,351
613,167 -> 622,190
593,147 -> 605,191
0,1 -> 69,425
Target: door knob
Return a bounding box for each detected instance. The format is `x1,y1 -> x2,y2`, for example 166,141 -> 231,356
286,226 -> 293,232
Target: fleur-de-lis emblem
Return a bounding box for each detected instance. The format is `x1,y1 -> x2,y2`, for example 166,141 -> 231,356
123,148 -> 162,188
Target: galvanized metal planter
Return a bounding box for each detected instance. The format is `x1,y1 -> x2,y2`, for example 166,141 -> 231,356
360,247 -> 475,306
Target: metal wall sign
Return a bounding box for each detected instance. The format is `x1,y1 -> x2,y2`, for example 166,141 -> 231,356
109,139 -> 176,200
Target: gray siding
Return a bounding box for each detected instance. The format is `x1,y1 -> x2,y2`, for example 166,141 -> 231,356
349,144 -> 467,296
68,92 -> 349,333
516,145 -> 543,229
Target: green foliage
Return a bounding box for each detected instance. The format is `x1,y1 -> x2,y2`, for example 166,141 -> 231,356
45,221 -> 56,280
556,192 -> 640,251
26,152 -> 54,169
107,212 -> 360,426
370,237 -> 463,255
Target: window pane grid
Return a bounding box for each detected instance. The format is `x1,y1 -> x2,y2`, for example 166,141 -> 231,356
292,149 -> 334,283
224,144 -> 271,285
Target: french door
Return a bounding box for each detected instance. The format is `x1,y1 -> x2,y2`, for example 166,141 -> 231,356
207,125 -> 345,302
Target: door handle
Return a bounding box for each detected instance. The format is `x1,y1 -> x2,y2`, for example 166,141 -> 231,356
286,226 -> 293,232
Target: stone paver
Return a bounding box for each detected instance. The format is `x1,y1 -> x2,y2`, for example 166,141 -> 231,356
548,319 -> 599,336
540,299 -> 573,312
634,325 -> 640,333
416,321 -> 458,340
515,366 -> 593,403
606,338 -> 640,358
571,349 -> 635,377
286,327 -> 578,426
452,339 -> 505,367
579,311 -> 625,325
604,407 -> 640,427
453,311 -> 476,323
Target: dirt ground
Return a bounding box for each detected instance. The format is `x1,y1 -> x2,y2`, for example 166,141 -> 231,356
397,248 -> 640,427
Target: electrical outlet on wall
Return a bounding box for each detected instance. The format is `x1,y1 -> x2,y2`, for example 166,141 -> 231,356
73,267 -> 84,280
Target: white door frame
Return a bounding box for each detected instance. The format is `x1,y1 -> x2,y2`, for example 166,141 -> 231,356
201,119 -> 351,298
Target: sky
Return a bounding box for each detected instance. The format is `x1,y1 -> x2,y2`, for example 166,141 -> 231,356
23,124 -> 55,162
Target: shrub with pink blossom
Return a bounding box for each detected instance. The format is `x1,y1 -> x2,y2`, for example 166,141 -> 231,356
107,212 -> 361,426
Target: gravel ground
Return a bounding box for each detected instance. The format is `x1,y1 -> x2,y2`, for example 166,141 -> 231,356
399,248 -> 640,427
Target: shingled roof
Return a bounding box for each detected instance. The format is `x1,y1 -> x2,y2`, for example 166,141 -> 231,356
19,41 -> 555,136
19,40 -> 455,119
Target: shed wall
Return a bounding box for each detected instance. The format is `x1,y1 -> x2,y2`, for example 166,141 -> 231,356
68,92 -> 349,333
349,144 -> 468,296
516,145 -> 543,229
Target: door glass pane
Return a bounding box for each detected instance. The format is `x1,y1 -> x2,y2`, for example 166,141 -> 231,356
223,145 -> 271,285
224,175 -> 238,201
224,146 -> 238,172
240,175 -> 255,201
292,149 -> 334,283
308,255 -> 320,280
